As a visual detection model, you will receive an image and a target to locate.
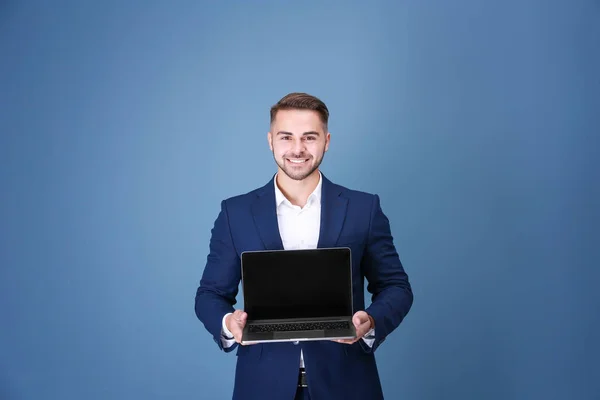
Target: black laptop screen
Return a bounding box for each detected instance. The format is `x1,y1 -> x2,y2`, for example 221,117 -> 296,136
241,248 -> 352,321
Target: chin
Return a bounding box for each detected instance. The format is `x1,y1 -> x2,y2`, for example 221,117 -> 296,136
285,168 -> 318,181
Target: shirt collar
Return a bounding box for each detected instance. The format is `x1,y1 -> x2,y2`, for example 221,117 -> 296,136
274,171 -> 323,208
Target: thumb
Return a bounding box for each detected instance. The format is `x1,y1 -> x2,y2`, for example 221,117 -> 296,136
230,310 -> 246,327
233,310 -> 246,320
353,313 -> 364,327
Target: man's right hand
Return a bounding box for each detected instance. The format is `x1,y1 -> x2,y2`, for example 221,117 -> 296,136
225,310 -> 248,344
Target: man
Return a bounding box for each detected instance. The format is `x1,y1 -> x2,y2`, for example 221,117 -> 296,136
195,92 -> 413,400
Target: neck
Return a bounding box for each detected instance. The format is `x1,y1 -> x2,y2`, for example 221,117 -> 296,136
276,170 -> 320,207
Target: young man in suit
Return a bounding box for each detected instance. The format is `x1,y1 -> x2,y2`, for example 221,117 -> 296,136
195,92 -> 413,400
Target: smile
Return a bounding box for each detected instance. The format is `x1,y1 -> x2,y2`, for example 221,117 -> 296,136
287,158 -> 309,164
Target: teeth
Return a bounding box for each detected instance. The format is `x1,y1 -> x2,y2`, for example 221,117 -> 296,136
289,159 -> 307,164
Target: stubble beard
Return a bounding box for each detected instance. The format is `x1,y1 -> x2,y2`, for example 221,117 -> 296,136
274,151 -> 324,181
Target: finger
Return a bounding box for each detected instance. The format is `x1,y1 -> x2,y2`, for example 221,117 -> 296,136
334,338 -> 357,344
232,312 -> 247,327
358,320 -> 371,331
357,322 -> 371,337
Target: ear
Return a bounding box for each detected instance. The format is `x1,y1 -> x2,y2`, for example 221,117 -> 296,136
324,132 -> 331,152
267,131 -> 273,151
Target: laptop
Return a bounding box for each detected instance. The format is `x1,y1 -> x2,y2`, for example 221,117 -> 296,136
240,247 -> 356,344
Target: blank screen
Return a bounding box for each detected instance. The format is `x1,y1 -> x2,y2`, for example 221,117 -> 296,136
241,248 -> 352,320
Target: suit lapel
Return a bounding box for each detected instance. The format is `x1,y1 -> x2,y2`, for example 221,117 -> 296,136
252,177 -> 284,250
317,174 -> 348,248
251,173 -> 347,250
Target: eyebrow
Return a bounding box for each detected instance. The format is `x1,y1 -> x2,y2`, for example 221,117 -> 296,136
276,131 -> 320,136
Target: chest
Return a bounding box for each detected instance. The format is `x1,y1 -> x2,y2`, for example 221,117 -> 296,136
276,203 -> 321,250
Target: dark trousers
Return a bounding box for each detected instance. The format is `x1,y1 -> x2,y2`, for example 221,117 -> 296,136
294,386 -> 310,400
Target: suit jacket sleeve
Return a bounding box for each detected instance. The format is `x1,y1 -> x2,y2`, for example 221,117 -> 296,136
362,194 -> 414,353
194,200 -> 240,352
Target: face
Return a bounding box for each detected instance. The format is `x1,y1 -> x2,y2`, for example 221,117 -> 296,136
268,109 -> 330,181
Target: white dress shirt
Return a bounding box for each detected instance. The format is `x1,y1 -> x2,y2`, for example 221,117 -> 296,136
221,172 -> 375,367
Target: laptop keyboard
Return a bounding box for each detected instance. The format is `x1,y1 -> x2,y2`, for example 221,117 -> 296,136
248,321 -> 349,333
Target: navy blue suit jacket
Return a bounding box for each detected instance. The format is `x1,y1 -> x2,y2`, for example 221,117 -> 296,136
195,174 -> 413,400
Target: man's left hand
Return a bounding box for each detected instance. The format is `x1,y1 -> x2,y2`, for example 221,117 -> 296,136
334,311 -> 373,344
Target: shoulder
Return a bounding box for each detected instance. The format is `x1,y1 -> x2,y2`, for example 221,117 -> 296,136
223,186 -> 262,204
328,178 -> 379,203
218,179 -> 273,209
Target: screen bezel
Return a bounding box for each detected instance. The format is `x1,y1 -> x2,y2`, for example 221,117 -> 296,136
240,247 -> 353,321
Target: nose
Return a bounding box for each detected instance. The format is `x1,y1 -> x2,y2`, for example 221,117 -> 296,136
291,137 -> 306,154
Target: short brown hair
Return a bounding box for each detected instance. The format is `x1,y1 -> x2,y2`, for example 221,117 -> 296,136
270,92 -> 329,129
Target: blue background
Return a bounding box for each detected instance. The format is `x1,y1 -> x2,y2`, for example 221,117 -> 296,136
1,1 -> 599,399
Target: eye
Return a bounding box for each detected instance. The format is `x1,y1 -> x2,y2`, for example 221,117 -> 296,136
304,136 -> 316,141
